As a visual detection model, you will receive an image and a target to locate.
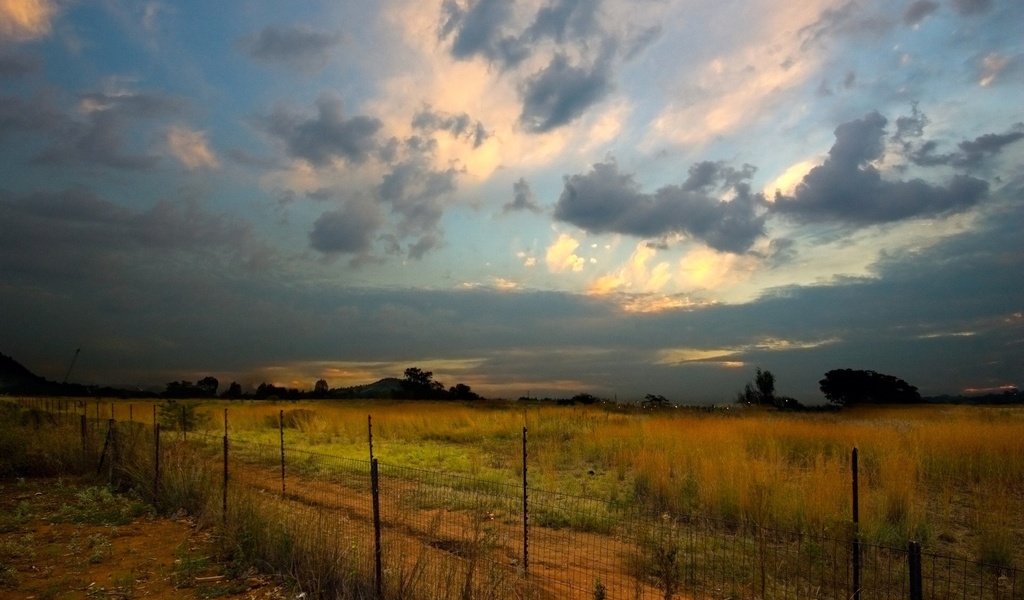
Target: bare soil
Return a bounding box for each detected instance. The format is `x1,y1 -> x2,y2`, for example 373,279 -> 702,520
0,477 -> 290,600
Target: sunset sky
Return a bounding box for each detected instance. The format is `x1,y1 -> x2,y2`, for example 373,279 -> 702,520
1,0 -> 1021,402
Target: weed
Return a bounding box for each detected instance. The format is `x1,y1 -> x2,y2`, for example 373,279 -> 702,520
53,486 -> 150,525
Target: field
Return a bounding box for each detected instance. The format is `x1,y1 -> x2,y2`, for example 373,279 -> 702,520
3,398 -> 1023,598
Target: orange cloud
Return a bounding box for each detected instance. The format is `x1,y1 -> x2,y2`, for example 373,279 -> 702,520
0,0 -> 57,41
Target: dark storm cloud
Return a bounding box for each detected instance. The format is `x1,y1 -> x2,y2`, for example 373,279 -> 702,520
504,177 -> 541,213
0,53 -> 40,77
524,0 -> 601,44
951,0 -> 992,16
261,94 -> 382,166
440,0 -> 528,67
32,91 -> 185,170
309,200 -> 384,256
554,159 -> 766,253
773,111 -> 989,224
518,54 -> 613,133
907,125 -> 1024,168
0,94 -> 64,138
903,0 -> 940,25
411,106 -> 489,148
0,188 -> 269,283
241,25 -> 342,71
376,160 -> 459,258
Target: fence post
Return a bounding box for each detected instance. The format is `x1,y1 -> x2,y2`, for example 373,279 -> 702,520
371,457 -> 383,599
523,426 -> 529,576
154,423 -> 161,506
80,414 -> 88,455
279,409 -> 286,497
852,447 -> 861,600
222,409 -> 228,525
368,414 -> 374,462
908,541 -> 922,600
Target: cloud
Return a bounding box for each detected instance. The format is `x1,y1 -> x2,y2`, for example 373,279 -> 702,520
0,53 -> 40,77
33,91 -> 184,170
439,0 -> 527,67
377,159 -> 459,258
902,0 -> 939,25
977,52 -> 1019,87
260,94 -> 382,167
773,111 -> 990,224
554,159 -> 767,253
951,0 -> 992,16
309,199 -> 384,257
165,126 -> 219,170
503,177 -> 541,213
0,0 -> 58,42
907,123 -> 1024,168
0,187 -> 270,284
546,233 -> 586,273
518,53 -> 614,133
241,25 -> 343,72
411,105 -> 488,148
524,0 -> 601,44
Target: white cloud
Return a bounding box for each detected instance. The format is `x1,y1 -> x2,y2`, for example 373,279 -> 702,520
545,232 -> 586,273
166,126 -> 220,170
646,0 -> 832,149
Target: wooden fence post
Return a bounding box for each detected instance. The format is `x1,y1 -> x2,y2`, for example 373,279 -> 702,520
908,541 -> 923,600
371,458 -> 382,599
852,447 -> 861,600
80,414 -> 87,455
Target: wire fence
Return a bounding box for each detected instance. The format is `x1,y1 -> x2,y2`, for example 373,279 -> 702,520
9,398 -> 1023,600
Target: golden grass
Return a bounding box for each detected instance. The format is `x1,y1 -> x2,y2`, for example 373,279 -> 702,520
36,398 -> 1024,565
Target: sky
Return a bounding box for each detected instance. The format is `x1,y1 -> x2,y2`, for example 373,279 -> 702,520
0,0 -> 1021,403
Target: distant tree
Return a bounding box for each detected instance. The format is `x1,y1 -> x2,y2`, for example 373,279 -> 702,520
736,368 -> 778,407
449,383 -> 480,400
819,369 -> 921,406
313,378 -> 329,396
255,382 -> 288,399
402,367 -> 445,398
157,399 -> 208,431
222,381 -> 242,399
641,394 -> 672,409
571,393 -> 599,405
197,376 -> 219,398
755,368 -> 775,405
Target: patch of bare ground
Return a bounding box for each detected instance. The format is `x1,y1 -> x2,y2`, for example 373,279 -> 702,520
0,477 -> 290,600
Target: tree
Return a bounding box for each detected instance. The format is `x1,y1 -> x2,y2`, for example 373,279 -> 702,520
449,383 -> 480,400
754,368 -> 775,406
819,369 -> 921,407
402,367 -> 444,398
313,378 -> 329,396
197,376 -> 219,398
736,368 -> 777,407
642,394 -> 672,409
222,381 -> 242,399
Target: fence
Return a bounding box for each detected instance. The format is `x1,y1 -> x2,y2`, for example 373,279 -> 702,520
9,398 -> 1023,600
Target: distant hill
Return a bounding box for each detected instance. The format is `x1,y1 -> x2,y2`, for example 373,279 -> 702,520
331,377 -> 406,399
0,352 -> 46,391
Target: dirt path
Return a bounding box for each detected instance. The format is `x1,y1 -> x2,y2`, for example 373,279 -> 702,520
0,477 -> 290,600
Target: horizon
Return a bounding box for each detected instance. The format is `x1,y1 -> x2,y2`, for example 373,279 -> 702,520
1,1 -> 1022,403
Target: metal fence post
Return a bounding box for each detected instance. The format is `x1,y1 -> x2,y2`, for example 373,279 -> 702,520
80,414 -> 87,455
222,409 -> 228,524
154,423 -> 161,506
523,426 -> 529,576
279,409 -> 286,497
368,414 -> 374,462
852,447 -> 861,600
371,457 -> 382,599
908,541 -> 923,600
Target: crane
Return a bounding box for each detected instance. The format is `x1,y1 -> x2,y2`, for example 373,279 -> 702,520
63,347 -> 80,384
